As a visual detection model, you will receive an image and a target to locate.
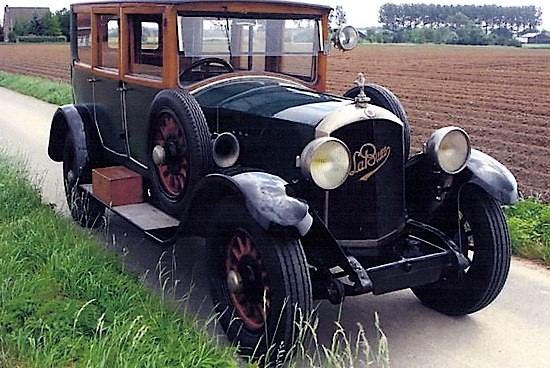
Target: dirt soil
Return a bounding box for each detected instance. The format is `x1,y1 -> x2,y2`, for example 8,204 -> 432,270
1,43 -> 548,201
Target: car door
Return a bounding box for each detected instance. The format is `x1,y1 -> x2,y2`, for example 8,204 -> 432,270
122,11 -> 165,166
92,11 -> 127,156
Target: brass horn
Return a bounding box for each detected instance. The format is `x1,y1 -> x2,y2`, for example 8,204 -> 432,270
213,132 -> 240,168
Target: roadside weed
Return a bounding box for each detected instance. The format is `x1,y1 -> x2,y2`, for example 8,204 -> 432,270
0,155 -> 238,367
504,196 -> 550,266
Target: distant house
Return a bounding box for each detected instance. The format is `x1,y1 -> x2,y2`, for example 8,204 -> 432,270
517,31 -> 550,44
2,6 -> 50,42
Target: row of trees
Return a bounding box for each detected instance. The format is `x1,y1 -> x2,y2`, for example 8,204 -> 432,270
5,9 -> 70,42
378,3 -> 542,34
361,25 -> 523,46
347,3 -> 545,46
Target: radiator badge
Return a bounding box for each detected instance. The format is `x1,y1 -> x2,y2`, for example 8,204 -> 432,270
349,143 -> 391,182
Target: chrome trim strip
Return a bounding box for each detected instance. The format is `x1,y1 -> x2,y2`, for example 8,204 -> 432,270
315,103 -> 404,138
188,73 -> 305,95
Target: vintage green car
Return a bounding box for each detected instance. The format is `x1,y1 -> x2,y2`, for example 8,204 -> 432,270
48,0 -> 518,357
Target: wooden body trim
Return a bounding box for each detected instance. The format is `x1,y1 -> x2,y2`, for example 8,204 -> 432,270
71,1 -> 330,91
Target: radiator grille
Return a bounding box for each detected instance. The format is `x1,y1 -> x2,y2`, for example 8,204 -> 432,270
329,119 -> 406,240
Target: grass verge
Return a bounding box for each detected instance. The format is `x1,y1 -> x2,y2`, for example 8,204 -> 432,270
0,151 -> 389,367
0,71 -> 72,106
504,197 -> 550,267
0,153 -> 239,367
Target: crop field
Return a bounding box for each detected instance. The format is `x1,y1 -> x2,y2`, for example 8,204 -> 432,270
0,43 -> 548,201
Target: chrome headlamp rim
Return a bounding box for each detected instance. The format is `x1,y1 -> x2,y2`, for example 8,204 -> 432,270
300,137 -> 351,190
425,126 -> 471,174
333,25 -> 358,51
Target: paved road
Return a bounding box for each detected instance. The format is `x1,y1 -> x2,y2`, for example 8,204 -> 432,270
2,86 -> 550,367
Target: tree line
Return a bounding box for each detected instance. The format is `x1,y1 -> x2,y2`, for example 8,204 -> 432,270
379,3 -> 542,33
357,3 -> 543,46
2,9 -> 71,42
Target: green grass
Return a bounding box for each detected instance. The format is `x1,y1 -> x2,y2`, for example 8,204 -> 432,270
0,71 -> 72,106
504,197 -> 550,267
522,44 -> 550,49
0,151 -> 389,367
0,154 -> 239,367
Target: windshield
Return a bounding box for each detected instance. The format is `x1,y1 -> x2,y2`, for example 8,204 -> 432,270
177,13 -> 322,83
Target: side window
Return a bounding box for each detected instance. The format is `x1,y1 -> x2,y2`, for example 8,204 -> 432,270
141,22 -> 160,50
98,14 -> 119,70
76,12 -> 92,65
128,15 -> 163,79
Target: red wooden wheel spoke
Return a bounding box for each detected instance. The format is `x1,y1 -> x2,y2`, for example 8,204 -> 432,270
152,113 -> 189,197
225,230 -> 270,330
231,243 -> 243,261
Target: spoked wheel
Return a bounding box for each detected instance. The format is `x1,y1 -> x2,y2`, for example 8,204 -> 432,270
148,89 -> 212,215
208,199 -> 312,358
151,111 -> 189,198
412,185 -> 511,315
62,136 -> 104,228
225,229 -> 270,331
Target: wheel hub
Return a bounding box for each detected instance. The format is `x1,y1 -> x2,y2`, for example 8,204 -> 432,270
225,231 -> 270,330
67,169 -> 75,186
152,145 -> 166,166
227,270 -> 243,293
151,113 -> 189,197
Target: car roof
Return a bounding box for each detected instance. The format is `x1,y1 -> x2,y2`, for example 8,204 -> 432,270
71,0 -> 332,12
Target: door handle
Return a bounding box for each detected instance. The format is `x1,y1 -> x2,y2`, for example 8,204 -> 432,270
117,81 -> 129,92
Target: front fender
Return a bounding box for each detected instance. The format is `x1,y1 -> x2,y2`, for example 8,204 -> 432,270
459,149 -> 518,204
406,149 -> 517,223
187,172 -> 313,237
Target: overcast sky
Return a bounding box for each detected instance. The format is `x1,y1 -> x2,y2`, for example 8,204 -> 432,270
1,0 -> 549,29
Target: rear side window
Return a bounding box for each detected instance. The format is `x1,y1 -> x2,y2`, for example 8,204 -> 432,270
98,15 -> 119,70
128,14 -> 163,79
76,12 -> 92,65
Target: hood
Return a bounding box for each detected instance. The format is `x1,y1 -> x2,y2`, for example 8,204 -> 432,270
192,76 -> 350,126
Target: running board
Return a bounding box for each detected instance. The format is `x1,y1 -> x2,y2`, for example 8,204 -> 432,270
81,184 -> 180,244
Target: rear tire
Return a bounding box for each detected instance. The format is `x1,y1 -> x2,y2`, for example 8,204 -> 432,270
412,185 -> 511,315
62,136 -> 104,228
208,199 -> 312,358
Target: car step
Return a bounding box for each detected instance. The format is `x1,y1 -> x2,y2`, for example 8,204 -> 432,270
81,184 -> 180,244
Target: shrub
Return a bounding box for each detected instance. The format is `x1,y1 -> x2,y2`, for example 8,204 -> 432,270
16,35 -> 67,43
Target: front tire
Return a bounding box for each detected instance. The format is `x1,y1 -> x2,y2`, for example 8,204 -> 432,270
208,200 -> 312,358
412,185 -> 511,315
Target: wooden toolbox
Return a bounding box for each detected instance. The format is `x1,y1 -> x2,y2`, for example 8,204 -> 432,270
92,166 -> 143,206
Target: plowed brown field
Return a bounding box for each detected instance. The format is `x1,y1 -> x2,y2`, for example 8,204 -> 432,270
1,43 -> 549,201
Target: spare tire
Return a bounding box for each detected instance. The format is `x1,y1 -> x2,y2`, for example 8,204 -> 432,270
344,83 -> 411,159
148,89 -> 213,216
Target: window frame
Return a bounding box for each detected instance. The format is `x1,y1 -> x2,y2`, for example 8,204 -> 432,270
71,4 -> 179,89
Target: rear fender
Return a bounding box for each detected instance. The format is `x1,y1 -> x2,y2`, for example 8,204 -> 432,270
186,172 -> 313,238
48,105 -> 97,178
